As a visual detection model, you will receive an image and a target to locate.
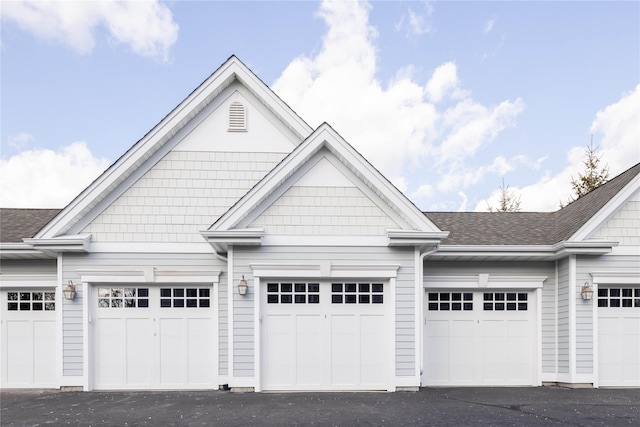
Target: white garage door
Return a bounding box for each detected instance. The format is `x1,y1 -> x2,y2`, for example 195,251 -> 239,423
94,286 -> 216,390
597,287 -> 640,387
261,281 -> 388,391
1,289 -> 56,388
424,290 -> 536,386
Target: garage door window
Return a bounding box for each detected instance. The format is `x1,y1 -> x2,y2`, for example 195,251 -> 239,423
483,292 -> 528,311
160,288 -> 211,308
427,292 -> 472,311
598,288 -> 640,308
98,287 -> 149,308
331,283 -> 383,304
266,282 -> 320,304
6,291 -> 55,311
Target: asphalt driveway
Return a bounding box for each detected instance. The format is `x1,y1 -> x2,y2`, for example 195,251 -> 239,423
1,387 -> 639,426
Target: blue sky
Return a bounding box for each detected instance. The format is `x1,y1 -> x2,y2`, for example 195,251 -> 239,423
1,1 -> 638,211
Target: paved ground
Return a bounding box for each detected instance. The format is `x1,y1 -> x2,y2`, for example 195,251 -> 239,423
1,387 -> 639,426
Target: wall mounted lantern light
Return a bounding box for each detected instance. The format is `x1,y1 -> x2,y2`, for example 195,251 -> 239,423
63,280 -> 77,300
238,276 -> 248,296
581,282 -> 594,300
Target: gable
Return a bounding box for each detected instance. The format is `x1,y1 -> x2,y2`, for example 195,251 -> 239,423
203,124 -> 448,252
248,156 -> 401,237
35,56 -> 312,240
79,84 -> 299,243
591,188 -> 640,246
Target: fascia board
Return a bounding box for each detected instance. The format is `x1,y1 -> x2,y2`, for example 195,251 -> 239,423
430,241 -> 617,260
36,57 -> 312,240
570,173 -> 640,241
0,243 -> 54,259
590,271 -> 640,284
424,275 -> 547,288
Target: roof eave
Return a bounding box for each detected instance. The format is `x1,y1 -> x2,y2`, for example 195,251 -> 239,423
23,234 -> 91,254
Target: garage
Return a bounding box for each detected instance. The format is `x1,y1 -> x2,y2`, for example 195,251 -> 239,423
597,286 -> 640,387
423,289 -> 536,386
261,281 -> 389,391
1,289 -> 57,388
93,285 -> 216,390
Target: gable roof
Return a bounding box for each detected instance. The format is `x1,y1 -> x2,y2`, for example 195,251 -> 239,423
426,162 -> 640,247
202,123 -> 448,253
0,209 -> 61,243
34,55 -> 313,240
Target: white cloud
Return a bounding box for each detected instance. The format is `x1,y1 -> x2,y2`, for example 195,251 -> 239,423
425,62 -> 468,103
484,17 -> 496,33
274,0 -> 524,203
0,0 -> 178,62
8,132 -> 35,150
395,2 -> 434,38
473,85 -> 640,212
0,142 -> 110,208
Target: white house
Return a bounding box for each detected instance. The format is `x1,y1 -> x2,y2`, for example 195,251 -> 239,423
1,56 -> 638,391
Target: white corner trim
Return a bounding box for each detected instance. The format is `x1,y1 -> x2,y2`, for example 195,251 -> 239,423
250,262 -> 400,279
423,275 -> 547,289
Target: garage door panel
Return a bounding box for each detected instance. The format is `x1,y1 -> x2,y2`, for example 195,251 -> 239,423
296,315 -> 322,386
331,315 -> 357,386
125,318 -> 153,385
360,315 -> 385,385
262,281 -> 388,391
263,315 -> 295,387
424,290 -> 536,386
597,287 -> 640,387
96,318 -> 125,386
94,286 -> 216,390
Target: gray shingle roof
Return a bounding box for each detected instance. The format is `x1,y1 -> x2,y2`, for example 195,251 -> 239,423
0,209 -> 61,243
426,162 -> 640,246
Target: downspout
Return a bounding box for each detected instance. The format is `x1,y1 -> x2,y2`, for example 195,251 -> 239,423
418,246 -> 440,380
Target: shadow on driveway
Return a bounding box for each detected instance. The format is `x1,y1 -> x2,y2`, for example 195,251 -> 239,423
2,387 -> 639,426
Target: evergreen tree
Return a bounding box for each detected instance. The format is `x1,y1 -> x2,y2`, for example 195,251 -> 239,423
567,139 -> 609,203
487,178 -> 522,212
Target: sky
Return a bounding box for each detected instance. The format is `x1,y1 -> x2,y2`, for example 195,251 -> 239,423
1,0 -> 639,212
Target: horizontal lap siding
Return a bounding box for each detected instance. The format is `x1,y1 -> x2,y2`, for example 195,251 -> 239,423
233,246 -> 416,379
575,254 -> 640,374
61,252 -> 226,378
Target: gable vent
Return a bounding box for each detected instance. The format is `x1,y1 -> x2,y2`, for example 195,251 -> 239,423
228,101 -> 247,131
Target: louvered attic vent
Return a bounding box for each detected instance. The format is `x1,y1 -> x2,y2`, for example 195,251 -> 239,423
228,101 -> 247,131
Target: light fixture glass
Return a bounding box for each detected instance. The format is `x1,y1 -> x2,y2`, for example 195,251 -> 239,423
63,280 -> 77,300
238,276 -> 248,296
581,282 -> 594,300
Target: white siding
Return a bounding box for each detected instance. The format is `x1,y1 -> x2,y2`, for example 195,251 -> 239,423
232,246 -> 416,379
82,151 -> 285,243
60,252 -> 227,378
250,186 -> 400,236
592,192 -> 640,246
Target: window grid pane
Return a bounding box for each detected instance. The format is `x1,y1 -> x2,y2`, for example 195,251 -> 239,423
427,292 -> 473,311
597,287 -> 640,309
331,283 -> 383,304
160,287 -> 211,308
483,292 -> 528,311
266,282 -> 320,304
7,291 -> 55,311
98,287 -> 149,309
